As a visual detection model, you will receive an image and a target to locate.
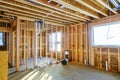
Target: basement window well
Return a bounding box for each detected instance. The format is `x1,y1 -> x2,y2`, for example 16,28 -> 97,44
92,21 -> 120,47
0,32 -> 3,46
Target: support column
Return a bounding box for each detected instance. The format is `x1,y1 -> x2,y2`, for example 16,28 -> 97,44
80,24 -> 83,64
46,25 -> 48,64
26,21 -> 28,69
11,32 -> 15,67
75,25 -> 78,63
16,17 -> 20,71
108,48 -> 110,70
118,48 -> 120,72
60,27 -> 63,60
71,26 -> 73,61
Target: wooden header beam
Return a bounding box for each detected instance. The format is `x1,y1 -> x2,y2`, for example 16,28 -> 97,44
0,27 -> 12,32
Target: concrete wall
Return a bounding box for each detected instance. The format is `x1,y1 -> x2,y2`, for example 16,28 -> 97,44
0,51 -> 8,80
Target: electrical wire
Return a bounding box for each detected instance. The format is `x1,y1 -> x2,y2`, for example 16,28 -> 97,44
106,0 -> 114,39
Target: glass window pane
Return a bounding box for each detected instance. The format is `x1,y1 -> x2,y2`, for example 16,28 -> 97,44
0,33 -> 2,38
57,44 -> 61,52
93,22 -> 120,46
57,32 -> 61,42
49,32 -> 61,51
52,33 -> 55,42
52,43 -> 55,51
0,39 -> 3,46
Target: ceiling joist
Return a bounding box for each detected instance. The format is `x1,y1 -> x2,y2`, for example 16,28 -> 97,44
24,0 -> 90,20
96,0 -> 117,14
76,0 -> 108,16
0,1 -> 82,23
0,0 -> 119,25
51,0 -> 99,18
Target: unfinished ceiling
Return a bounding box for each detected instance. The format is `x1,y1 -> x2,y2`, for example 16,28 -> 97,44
0,0 -> 119,25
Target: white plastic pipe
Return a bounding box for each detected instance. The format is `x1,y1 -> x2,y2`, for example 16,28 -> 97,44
105,61 -> 108,71
84,59 -> 87,64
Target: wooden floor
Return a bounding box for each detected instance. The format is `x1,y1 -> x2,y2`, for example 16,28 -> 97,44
9,63 -> 120,80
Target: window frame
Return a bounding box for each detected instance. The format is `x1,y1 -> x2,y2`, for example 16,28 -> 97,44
92,21 -> 120,48
49,31 -> 62,52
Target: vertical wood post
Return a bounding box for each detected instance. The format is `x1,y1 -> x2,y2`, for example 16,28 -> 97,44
46,24 -> 48,64
60,27 -> 63,60
11,32 -> 15,67
80,24 -> 83,64
71,26 -> 73,61
26,21 -> 28,69
75,25 -> 78,62
108,48 -> 110,70
118,48 -> 120,72
16,17 -> 20,71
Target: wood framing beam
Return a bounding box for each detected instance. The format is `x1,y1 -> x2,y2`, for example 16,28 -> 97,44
91,48 -> 94,66
20,0 -> 90,20
13,0 -> 89,20
32,27 -> 35,67
71,26 -> 73,61
85,23 -> 88,64
0,27 -> 12,32
16,17 -> 20,71
4,12 -> 65,26
45,21 -> 65,26
51,0 -> 99,18
0,4 -> 77,24
23,26 -> 26,69
45,25 -> 48,64
80,24 -> 82,63
26,21 -> 29,69
75,25 -> 78,62
118,0 -> 120,3
108,48 -> 110,70
96,0 -> 117,14
118,48 -> 120,72
0,0 -> 86,22
60,27 -> 63,60
100,48 -> 102,68
76,0 -> 108,16
0,19 -> 10,23
11,32 -> 15,67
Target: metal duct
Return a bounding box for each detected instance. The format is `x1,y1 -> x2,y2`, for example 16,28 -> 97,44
110,0 -> 119,7
110,0 -> 120,10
